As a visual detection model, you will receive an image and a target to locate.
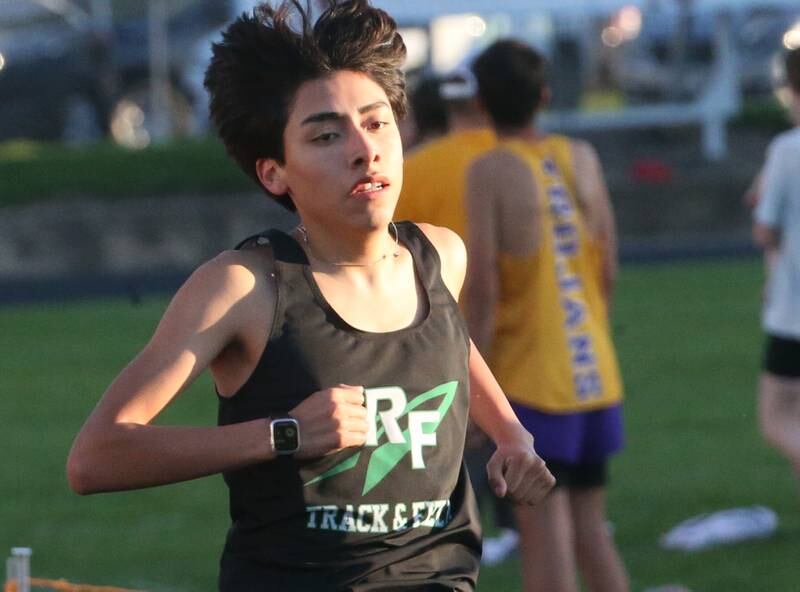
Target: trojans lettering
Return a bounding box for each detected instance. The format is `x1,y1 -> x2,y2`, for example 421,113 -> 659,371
542,158 -> 603,401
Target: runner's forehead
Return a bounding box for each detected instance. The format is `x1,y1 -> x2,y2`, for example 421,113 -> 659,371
287,72 -> 393,127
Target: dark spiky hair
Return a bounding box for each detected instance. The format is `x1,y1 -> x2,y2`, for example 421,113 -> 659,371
204,0 -> 407,210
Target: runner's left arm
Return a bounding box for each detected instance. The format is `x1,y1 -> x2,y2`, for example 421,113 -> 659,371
571,139 -> 618,310
419,222 -> 555,505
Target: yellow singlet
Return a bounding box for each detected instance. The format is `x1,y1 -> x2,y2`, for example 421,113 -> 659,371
396,128 -> 495,239
488,135 -> 623,413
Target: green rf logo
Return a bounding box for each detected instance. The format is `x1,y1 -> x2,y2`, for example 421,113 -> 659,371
366,387 -> 439,468
305,381 -> 458,495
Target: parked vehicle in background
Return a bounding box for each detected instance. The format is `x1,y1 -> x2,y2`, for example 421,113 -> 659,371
0,0 -> 230,148
609,2 -> 800,102
108,1 -> 230,148
0,1 -> 114,144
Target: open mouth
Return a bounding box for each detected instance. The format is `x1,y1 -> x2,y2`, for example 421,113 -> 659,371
351,179 -> 389,195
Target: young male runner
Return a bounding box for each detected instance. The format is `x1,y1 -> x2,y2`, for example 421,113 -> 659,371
67,3 -> 554,590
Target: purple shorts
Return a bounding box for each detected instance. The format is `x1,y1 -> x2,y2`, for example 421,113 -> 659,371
511,402 -> 624,464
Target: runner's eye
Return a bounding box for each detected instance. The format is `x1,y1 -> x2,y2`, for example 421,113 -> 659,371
367,121 -> 389,131
312,132 -> 339,143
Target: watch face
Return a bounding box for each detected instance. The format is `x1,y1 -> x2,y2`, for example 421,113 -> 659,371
272,418 -> 300,454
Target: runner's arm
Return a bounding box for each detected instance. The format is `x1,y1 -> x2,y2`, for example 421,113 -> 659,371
463,155 -> 500,354
468,342 -> 555,504
67,253 -> 276,493
572,140 -> 618,308
67,252 -> 367,493
420,221 -> 555,505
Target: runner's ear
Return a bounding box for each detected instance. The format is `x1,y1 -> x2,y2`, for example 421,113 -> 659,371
256,158 -> 289,196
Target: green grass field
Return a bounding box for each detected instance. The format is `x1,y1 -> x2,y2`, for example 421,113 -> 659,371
2,257 -> 798,591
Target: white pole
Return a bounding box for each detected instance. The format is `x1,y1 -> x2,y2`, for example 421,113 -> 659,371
701,9 -> 739,161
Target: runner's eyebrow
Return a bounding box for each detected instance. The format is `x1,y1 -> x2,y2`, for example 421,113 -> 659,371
301,101 -> 390,125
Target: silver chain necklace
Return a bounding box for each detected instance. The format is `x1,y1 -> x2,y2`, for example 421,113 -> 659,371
297,221 -> 400,267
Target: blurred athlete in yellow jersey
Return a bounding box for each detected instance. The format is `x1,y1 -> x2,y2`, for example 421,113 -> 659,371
395,65 -> 494,241
464,40 -> 629,592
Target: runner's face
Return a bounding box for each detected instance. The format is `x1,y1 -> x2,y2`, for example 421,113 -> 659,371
278,70 -> 403,230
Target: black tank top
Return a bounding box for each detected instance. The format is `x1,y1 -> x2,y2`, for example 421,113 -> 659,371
217,222 -> 481,591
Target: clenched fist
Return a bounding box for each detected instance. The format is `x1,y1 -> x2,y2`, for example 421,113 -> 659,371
289,384 -> 369,459
487,427 -> 556,506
